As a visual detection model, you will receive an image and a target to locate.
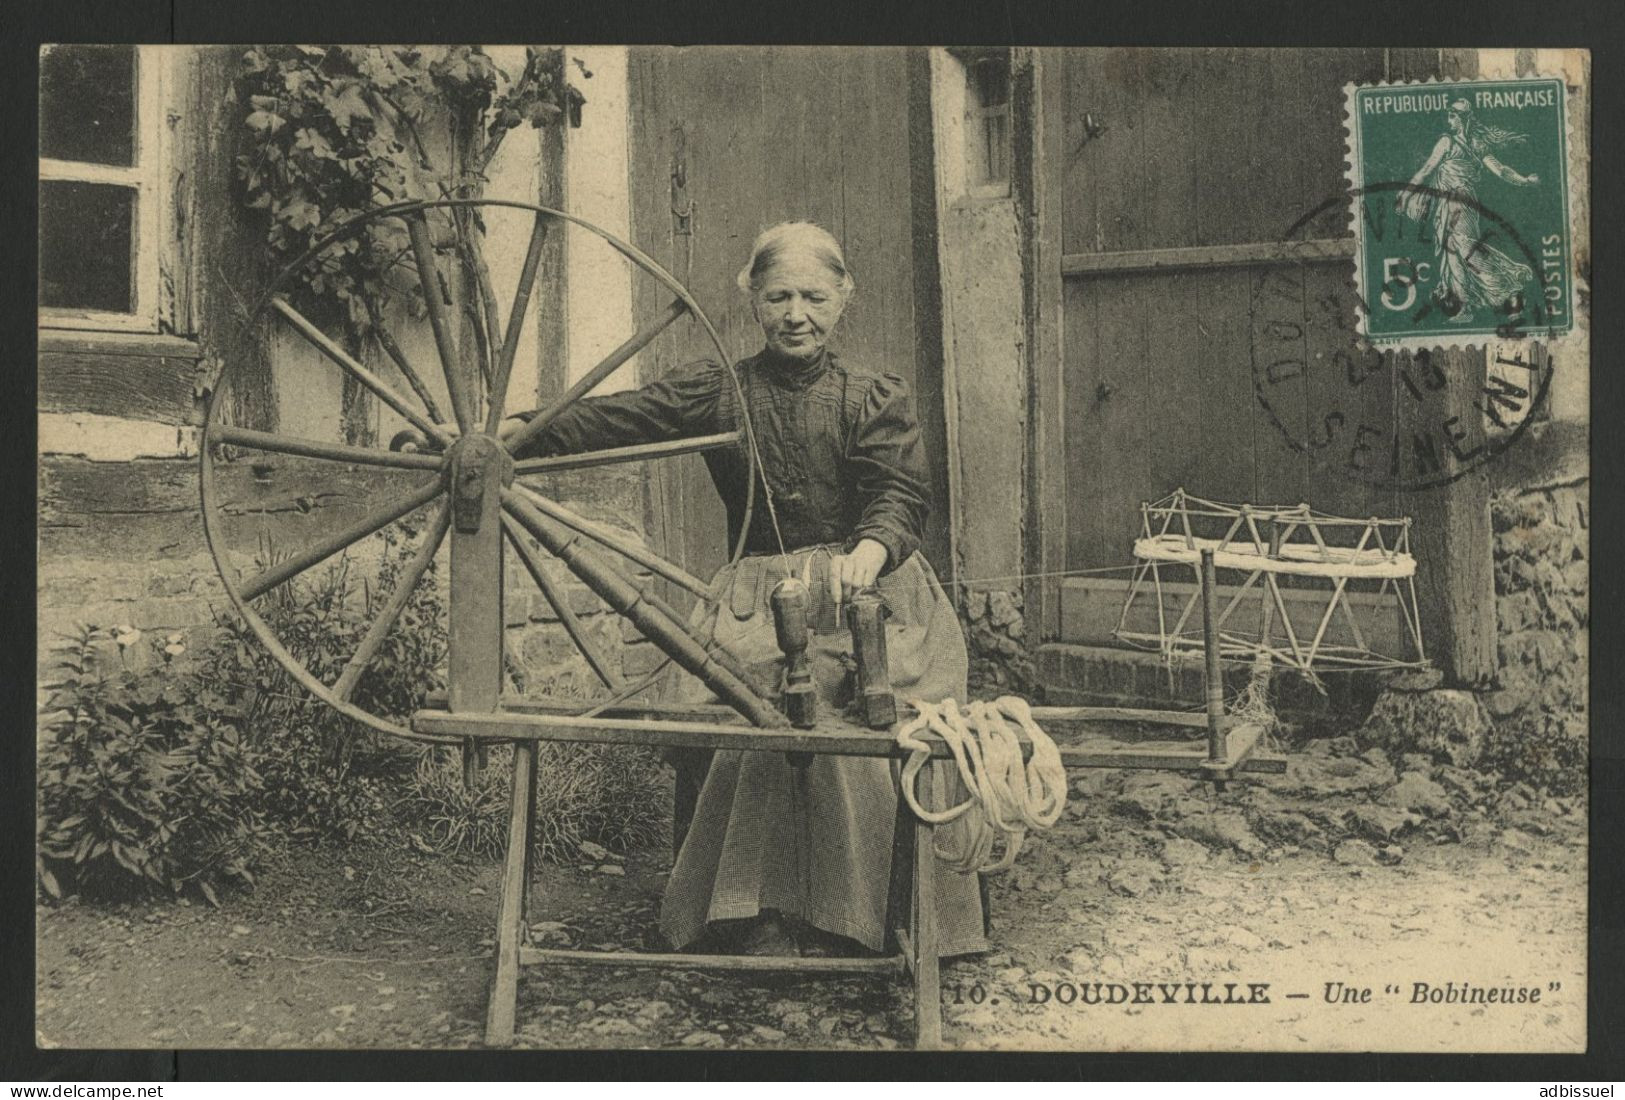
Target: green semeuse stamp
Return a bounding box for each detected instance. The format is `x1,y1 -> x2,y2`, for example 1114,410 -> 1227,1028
1347,77 -> 1572,347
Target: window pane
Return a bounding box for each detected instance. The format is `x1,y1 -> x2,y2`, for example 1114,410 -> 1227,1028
983,112 -> 1008,184
972,57 -> 1009,109
40,180 -> 135,313
40,45 -> 137,166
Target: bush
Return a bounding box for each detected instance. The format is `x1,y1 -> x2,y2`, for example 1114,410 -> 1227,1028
37,627 -> 268,904
401,742 -> 668,864
403,747 -> 511,859
534,744 -> 668,862
205,522 -> 447,840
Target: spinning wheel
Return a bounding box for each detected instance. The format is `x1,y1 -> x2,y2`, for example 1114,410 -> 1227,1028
201,202 -> 1289,1050
201,199 -> 779,743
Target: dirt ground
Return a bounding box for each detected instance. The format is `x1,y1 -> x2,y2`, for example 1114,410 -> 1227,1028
35,735 -> 1586,1053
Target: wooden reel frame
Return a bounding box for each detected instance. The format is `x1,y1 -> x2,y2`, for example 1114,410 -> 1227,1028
1115,488 -> 1429,675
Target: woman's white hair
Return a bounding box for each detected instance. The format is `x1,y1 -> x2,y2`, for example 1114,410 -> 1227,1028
736,221 -> 856,296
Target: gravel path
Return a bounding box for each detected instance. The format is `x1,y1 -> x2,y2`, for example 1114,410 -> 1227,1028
36,737 -> 1586,1052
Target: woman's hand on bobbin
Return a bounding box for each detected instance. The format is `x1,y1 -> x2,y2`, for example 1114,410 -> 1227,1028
830,538 -> 889,609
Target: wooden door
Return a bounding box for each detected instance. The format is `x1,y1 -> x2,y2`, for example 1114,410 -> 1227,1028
1052,48 -> 1449,653
626,47 -> 947,593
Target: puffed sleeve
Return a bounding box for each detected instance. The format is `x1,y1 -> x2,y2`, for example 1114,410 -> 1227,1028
845,372 -> 929,572
507,359 -> 726,459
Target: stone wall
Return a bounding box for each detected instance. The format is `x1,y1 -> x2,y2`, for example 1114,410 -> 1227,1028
497,467 -> 668,700
1482,480 -> 1589,789
964,589 -> 1033,697
38,449 -> 658,707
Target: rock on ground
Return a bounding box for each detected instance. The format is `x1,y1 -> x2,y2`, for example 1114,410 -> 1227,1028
1174,810 -> 1263,857
1359,688 -> 1491,767
1381,772 -> 1454,817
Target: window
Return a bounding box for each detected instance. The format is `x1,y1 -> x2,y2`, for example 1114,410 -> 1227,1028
964,52 -> 1011,196
39,45 -> 165,332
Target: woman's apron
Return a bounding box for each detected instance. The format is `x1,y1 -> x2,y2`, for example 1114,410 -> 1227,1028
658,546 -> 988,957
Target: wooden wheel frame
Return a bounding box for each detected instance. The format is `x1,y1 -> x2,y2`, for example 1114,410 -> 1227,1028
200,200 -> 1290,1050
200,199 -> 786,743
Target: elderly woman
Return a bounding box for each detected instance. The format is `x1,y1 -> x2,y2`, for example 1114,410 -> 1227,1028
509,222 -> 984,958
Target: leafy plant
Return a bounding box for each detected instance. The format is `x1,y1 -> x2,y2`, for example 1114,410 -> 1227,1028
534,744 -> 668,862
233,45 -> 579,343
37,627 -> 268,904
205,521 -> 448,840
403,747 -> 511,859
400,741 -> 667,864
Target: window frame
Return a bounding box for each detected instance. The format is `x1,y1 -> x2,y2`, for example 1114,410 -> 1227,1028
962,51 -> 1013,199
38,45 -> 168,335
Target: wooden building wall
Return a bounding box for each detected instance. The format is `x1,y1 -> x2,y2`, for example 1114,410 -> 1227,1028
1039,47 -> 1497,685
625,46 -> 949,588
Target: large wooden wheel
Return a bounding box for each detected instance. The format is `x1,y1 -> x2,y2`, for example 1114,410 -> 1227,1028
201,199 -> 783,744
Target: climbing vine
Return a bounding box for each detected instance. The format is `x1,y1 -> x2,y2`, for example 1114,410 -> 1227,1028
232,45 -> 582,345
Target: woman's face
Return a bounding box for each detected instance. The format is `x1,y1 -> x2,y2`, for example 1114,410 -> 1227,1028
752,250 -> 848,361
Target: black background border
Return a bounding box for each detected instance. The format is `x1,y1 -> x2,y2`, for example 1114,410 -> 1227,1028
4,0 -> 1619,1082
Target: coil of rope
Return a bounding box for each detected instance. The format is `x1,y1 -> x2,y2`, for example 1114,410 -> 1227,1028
895,696 -> 1068,874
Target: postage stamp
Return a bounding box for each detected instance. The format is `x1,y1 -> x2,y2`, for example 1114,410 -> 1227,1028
1345,76 -> 1573,349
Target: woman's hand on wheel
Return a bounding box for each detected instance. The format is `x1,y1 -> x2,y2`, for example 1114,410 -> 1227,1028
830,538 -> 889,610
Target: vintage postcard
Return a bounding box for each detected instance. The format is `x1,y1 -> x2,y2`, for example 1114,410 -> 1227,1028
35,45 -> 1590,1056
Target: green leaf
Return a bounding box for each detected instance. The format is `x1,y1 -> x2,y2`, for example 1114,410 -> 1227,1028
293,127 -> 336,160
278,199 -> 323,232
523,98 -> 561,127
199,879 -> 220,908
324,83 -> 373,131
39,866 -> 61,900
245,110 -> 286,135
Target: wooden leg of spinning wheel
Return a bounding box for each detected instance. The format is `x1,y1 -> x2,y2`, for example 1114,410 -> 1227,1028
911,767 -> 942,1050
485,744 -> 536,1045
485,742 -> 536,1047
524,742 -> 540,925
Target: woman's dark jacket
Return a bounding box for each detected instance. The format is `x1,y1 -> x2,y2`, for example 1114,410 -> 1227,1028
510,349 -> 929,572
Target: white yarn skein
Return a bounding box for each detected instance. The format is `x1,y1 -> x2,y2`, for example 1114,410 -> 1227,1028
895,696 -> 1069,875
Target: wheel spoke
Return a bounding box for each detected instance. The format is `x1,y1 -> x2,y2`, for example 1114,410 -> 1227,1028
513,431 -> 739,476
510,483 -> 715,602
406,212 -> 476,434
270,297 -> 453,447
501,297 -> 688,457
454,205 -> 504,390
333,502 -> 452,702
238,479 -> 443,602
212,425 -> 442,470
500,513 -> 624,692
368,306 -> 448,426
484,212 -> 550,434
501,489 -> 783,728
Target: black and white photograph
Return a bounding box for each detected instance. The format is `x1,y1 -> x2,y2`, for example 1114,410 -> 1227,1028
33,43 -> 1591,1055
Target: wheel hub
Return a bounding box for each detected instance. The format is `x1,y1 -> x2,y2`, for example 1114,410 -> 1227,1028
446,433 -> 514,535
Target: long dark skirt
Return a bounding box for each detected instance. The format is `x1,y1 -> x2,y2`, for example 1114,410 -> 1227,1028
659,548 -> 988,956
